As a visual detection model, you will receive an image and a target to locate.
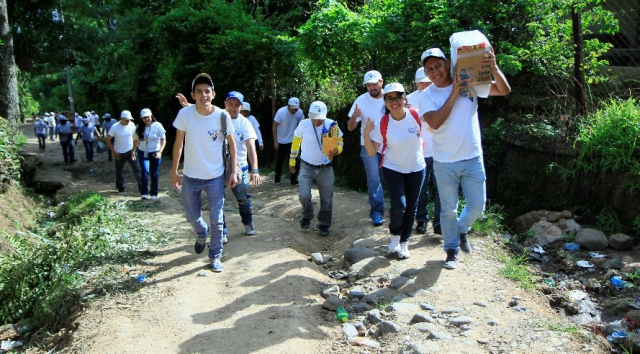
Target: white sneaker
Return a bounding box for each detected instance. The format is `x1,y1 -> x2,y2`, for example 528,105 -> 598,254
245,223 -> 256,236
141,194 -> 149,200
388,235 -> 401,253
150,195 -> 157,200
398,242 -> 410,259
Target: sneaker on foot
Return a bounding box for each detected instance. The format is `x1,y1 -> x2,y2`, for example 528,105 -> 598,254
141,194 -> 149,200
459,233 -> 472,254
210,258 -> 224,273
245,223 -> 256,236
222,235 -> 228,244
433,224 -> 442,235
416,222 -> 427,234
301,218 -> 311,230
388,235 -> 401,253
150,195 -> 157,200
194,235 -> 207,254
372,216 -> 383,227
118,188 -> 125,195
443,249 -> 459,269
318,225 -> 330,237
398,242 -> 410,259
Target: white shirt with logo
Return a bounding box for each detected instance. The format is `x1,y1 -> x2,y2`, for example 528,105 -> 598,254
293,118 -> 343,166
347,92 -> 385,148
369,108 -> 426,173
246,115 -> 263,146
138,122 -> 166,153
173,105 -> 234,180
230,114 -> 257,168
108,121 -> 137,153
419,84 -> 481,163
274,106 -> 304,144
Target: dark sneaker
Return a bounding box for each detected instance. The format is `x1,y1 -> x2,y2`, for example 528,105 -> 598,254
210,258 -> 224,273
118,188 -> 125,195
416,222 -> 427,234
318,225 -> 330,237
459,233 -> 472,254
433,224 -> 442,235
372,216 -> 383,227
443,249 -> 459,270
194,235 -> 207,254
301,218 -> 311,230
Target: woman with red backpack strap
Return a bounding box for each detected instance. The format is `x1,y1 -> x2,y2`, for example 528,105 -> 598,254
363,83 -> 426,259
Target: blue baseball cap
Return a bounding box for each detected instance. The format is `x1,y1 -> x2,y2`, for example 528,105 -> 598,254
225,91 -> 244,103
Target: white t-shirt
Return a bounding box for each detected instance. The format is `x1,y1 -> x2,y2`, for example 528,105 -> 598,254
137,122 -> 166,153
369,108 -> 426,173
173,105 -> 234,180
293,118 -> 343,166
347,92 -> 385,147
230,114 -> 257,168
44,116 -> 55,127
408,89 -> 434,158
91,114 -> 100,126
108,121 -> 137,153
74,116 -> 82,129
246,115 -> 263,146
418,84 -> 482,163
274,106 -> 304,144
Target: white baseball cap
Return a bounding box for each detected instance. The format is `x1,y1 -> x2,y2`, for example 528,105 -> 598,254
363,70 -> 382,85
420,47 -> 447,66
140,108 -> 152,118
414,67 -> 431,83
121,110 -> 133,120
242,102 -> 251,111
288,97 -> 300,109
308,101 -> 327,120
383,83 -> 405,95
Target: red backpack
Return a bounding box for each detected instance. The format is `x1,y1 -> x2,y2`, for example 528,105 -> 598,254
379,107 -> 423,168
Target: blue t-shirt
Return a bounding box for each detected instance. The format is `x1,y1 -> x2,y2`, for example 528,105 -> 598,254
78,124 -> 97,141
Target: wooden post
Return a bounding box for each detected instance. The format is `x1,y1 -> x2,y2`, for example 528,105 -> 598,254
571,4 -> 588,116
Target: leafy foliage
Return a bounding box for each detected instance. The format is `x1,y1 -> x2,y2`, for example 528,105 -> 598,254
0,193 -> 170,330
0,117 -> 23,188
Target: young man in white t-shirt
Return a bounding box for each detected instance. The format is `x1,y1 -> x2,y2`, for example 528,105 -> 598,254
106,110 -> 142,195
418,47 -> 510,270
289,101 -> 343,236
171,73 -> 238,273
347,70 -> 386,226
407,67 -> 441,235
224,91 -> 262,236
241,102 -> 264,151
272,97 -> 304,185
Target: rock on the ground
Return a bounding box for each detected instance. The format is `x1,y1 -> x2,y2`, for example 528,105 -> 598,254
575,228 -> 608,251
378,321 -> 401,335
388,302 -> 420,313
411,322 -> 438,334
428,331 -> 453,340
342,323 -> 359,339
367,309 -> 383,324
420,302 -> 436,311
390,276 -> 414,289
349,287 -> 365,300
350,238 -> 378,249
403,340 -> 440,354
344,247 -> 380,265
441,307 -> 463,314
322,285 -> 340,299
609,233 -> 633,250
347,256 -> 389,280
410,313 -> 435,324
546,211 -> 563,222
602,258 -> 622,270
322,296 -> 345,311
353,302 -> 371,313
622,262 -> 640,274
450,316 -> 475,326
513,211 -> 545,233
0,324 -> 18,341
558,218 -> 581,234
528,220 -> 564,246
310,253 -> 323,265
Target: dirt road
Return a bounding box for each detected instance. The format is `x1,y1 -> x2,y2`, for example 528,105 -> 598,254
22,123 -> 605,354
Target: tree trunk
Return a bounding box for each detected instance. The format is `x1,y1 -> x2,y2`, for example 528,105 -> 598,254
571,4 -> 588,116
270,58 -> 276,119
0,0 -> 20,131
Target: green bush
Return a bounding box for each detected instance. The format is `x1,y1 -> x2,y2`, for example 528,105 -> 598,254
0,118 -> 23,186
0,193 -> 169,330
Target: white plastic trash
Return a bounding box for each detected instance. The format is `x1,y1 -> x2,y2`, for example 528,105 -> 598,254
576,260 -> 595,268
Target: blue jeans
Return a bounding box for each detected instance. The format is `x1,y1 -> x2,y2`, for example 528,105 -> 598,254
181,175 -> 225,259
298,161 -> 334,227
82,140 -> 94,162
416,157 -> 440,228
360,146 -> 385,221
382,167 -> 425,242
229,168 -> 253,225
433,156 -> 486,251
137,150 -> 161,196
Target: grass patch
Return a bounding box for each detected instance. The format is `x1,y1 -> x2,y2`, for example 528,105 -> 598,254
499,253 -> 536,290
0,192 -> 170,332
532,319 -> 580,334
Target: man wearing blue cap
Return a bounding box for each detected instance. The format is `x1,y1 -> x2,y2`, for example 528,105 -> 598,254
419,47 -> 510,270
171,73 -> 238,273
54,115 -> 77,163
224,91 -> 262,236
101,113 -> 116,161
272,97 -> 304,185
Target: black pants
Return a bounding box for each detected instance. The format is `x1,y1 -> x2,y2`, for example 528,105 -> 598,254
37,134 -> 46,150
60,139 -> 75,163
115,150 -> 142,193
274,142 -> 299,184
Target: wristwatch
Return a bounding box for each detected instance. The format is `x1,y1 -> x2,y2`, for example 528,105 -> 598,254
251,168 -> 259,174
